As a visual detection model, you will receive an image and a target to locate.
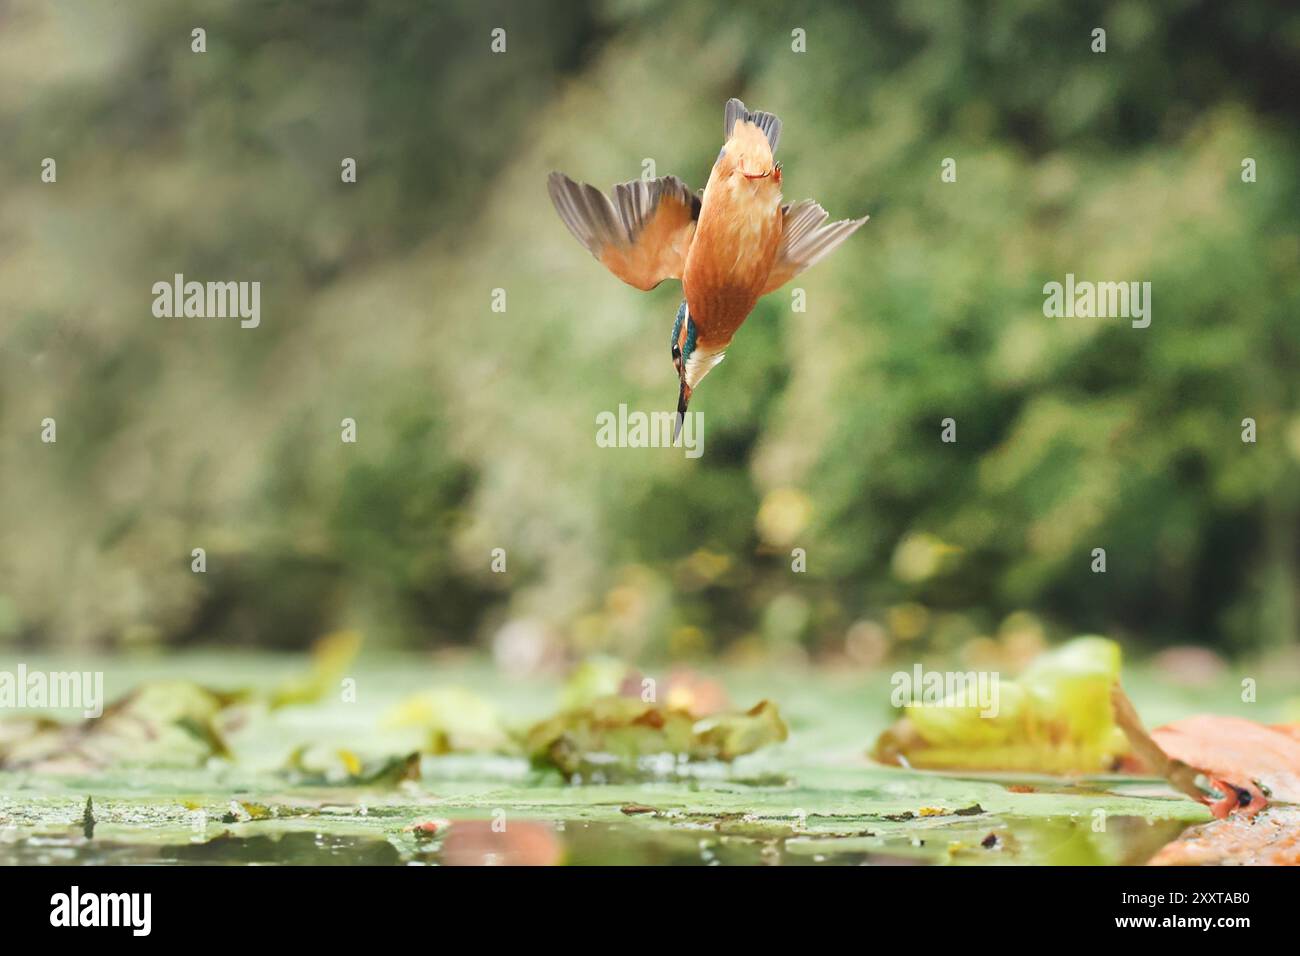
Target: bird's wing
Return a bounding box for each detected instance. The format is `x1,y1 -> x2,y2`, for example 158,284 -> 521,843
547,172 -> 700,291
761,200 -> 869,295
724,98 -> 781,153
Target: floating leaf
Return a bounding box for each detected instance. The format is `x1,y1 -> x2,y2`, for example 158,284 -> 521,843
440,820 -> 563,866
872,637 -> 1128,773
269,630 -> 363,709
1109,685 -> 1300,863
284,746 -> 421,787
524,696 -> 787,777
0,681 -> 237,772
1147,808 -> 1300,865
692,700 -> 789,761
383,687 -> 510,754
1113,684 -> 1300,818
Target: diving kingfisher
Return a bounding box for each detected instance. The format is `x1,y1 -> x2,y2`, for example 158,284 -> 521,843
548,98 -> 869,436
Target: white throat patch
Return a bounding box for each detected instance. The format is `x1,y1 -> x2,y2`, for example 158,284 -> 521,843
684,345 -> 726,390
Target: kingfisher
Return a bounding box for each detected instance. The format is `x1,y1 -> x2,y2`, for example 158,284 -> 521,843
548,98 -> 869,436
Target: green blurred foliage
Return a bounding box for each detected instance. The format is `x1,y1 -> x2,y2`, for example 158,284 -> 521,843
1,0 -> 1298,656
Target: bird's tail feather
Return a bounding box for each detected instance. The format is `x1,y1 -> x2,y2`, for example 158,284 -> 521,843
724,98 -> 781,154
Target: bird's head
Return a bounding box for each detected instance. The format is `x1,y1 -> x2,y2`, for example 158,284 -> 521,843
670,300 -> 726,437
716,118 -> 782,186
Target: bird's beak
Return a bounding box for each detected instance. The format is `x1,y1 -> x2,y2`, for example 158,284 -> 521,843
673,380 -> 693,442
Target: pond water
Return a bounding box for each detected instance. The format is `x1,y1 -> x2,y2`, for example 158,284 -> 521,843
0,651 -> 1234,866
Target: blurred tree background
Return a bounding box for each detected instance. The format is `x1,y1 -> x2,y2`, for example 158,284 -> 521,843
1,0 -> 1298,664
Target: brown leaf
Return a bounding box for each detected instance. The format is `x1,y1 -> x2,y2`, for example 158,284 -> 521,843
440,820 -> 562,866
1113,684 -> 1300,819
1148,808 -> 1300,865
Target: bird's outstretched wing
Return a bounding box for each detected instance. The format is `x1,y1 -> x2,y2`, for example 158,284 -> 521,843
547,172 -> 700,291
761,200 -> 869,295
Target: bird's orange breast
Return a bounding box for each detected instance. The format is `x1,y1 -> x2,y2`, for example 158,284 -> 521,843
682,173 -> 783,346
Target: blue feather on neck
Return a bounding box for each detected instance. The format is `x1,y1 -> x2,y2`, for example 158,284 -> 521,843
670,300 -> 697,361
